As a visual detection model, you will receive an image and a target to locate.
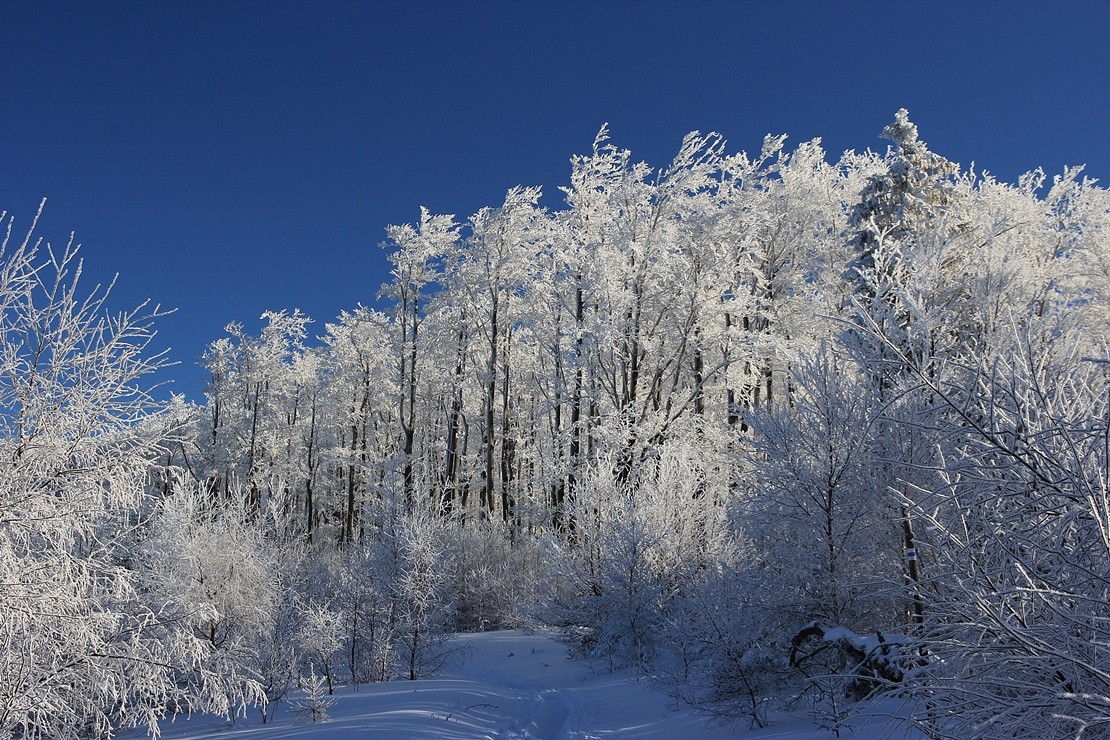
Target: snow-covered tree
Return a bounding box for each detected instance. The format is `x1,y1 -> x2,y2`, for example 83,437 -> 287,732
319,306 -> 396,540
845,109 -> 972,389
456,186 -> 547,522
896,333 -> 1110,738
141,483 -> 284,721
544,440 -> 730,670
381,208 -> 459,510
742,346 -> 903,630
0,205 -> 250,738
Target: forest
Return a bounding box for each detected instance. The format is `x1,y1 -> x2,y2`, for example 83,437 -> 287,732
2,110 -> 1108,739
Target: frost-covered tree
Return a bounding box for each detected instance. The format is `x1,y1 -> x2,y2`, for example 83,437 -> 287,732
141,483 -> 287,721
895,333 -> 1110,738
195,309 -> 315,515
0,205 -> 249,738
457,186 -> 547,521
319,306 -> 396,540
320,492 -> 459,684
840,111 -> 979,632
381,208 -> 459,510
544,440 -> 730,670
658,543 -> 789,730
294,599 -> 342,693
742,346 -> 902,630
845,109 -> 973,390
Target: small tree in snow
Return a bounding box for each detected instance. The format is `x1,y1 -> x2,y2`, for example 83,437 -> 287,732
292,664 -> 335,724
141,483 -> 280,719
742,346 -> 904,631
545,442 -> 730,671
658,543 -> 791,730
378,496 -> 459,680
296,599 -> 343,693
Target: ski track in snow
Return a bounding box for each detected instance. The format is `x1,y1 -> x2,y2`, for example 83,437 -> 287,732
121,630 -> 909,739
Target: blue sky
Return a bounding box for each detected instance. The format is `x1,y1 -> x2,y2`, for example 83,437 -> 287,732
1,0 -> 1106,401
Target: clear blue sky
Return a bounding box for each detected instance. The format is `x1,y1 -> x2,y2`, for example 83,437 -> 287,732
1,0 -> 1106,401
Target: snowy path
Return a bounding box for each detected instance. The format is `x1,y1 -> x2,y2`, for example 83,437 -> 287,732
402,630 -> 742,739
125,630 -> 905,739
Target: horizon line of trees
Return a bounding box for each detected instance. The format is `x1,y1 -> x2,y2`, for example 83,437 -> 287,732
192,113 -> 1106,535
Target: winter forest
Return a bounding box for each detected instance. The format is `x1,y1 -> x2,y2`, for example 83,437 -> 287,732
2,110 -> 1109,739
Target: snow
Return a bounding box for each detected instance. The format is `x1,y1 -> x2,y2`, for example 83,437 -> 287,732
125,630 -> 916,740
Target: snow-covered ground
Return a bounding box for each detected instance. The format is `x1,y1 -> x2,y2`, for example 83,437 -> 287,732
130,630 -> 915,739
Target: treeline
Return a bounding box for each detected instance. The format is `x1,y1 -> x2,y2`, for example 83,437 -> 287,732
185,115 -> 1108,542
2,111 -> 1108,738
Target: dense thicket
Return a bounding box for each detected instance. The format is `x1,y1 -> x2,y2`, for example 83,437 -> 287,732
2,111 -> 1107,738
